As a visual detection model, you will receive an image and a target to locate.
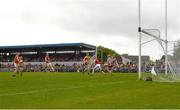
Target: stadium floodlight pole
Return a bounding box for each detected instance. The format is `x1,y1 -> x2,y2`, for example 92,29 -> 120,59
138,0 -> 142,80
165,0 -> 168,75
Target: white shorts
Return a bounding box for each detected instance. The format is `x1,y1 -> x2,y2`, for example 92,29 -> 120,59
47,63 -> 53,67
94,64 -> 102,70
14,63 -> 18,68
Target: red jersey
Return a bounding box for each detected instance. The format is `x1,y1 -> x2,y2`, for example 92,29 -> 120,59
13,54 -> 20,64
45,55 -> 50,63
95,59 -> 101,64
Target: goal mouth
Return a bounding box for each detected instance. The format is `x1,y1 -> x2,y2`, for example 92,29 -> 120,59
140,28 -> 180,82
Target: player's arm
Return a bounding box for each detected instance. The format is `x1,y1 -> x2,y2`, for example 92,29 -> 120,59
17,56 -> 20,62
16,56 -> 20,65
93,59 -> 96,64
83,56 -> 87,63
83,57 -> 85,62
44,57 -> 47,62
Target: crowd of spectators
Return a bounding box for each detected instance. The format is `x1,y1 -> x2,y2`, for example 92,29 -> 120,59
113,62 -> 138,73
0,62 -> 141,73
154,61 -> 165,73
0,53 -> 155,73
1,53 -> 85,62
0,63 -> 80,72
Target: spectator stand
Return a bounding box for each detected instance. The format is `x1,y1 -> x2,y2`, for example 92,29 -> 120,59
0,43 -> 96,72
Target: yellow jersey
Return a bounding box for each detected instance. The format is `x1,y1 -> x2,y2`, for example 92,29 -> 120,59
83,56 -> 90,64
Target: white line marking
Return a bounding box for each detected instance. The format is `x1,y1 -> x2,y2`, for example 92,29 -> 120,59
0,81 -> 124,97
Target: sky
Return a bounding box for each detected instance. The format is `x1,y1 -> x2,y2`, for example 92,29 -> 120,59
0,0 -> 179,59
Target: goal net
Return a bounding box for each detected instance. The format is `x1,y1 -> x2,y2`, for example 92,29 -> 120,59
141,29 -> 180,82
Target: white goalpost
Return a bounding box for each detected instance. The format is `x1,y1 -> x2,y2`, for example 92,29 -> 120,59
138,0 -> 180,82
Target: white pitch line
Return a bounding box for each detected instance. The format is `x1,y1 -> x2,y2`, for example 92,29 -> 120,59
0,81 -> 124,97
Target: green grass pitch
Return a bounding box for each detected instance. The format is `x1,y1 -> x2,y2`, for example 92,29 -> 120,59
0,72 -> 180,109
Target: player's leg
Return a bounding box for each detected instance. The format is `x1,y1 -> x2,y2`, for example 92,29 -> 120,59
19,67 -> 23,76
13,63 -> 18,77
81,65 -> 85,74
87,64 -> 91,75
107,65 -> 113,76
16,66 -> 20,76
92,64 -> 98,74
49,63 -> 55,72
87,64 -> 93,76
81,64 -> 86,74
110,67 -> 113,76
98,64 -> 106,75
45,63 -> 49,72
82,63 -> 89,74
46,63 -> 52,72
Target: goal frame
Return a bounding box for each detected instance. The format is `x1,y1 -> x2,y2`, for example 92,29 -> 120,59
138,0 -> 168,79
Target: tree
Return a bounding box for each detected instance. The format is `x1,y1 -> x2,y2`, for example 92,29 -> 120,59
97,46 -> 120,62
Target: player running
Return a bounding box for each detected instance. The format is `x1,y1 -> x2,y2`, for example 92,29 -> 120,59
112,54 -> 120,69
106,54 -> 113,75
82,53 -> 91,75
105,54 -> 119,75
45,53 -> 55,72
18,56 -> 24,76
92,57 -> 106,75
12,53 -> 20,77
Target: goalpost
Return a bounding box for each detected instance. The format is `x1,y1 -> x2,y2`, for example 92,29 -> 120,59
138,0 -> 180,82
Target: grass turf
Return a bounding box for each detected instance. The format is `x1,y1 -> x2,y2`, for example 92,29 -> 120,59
0,72 -> 180,109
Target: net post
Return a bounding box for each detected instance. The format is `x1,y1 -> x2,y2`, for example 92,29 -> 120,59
165,40 -> 168,75
138,29 -> 142,80
138,0 -> 142,80
165,0 -> 168,75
